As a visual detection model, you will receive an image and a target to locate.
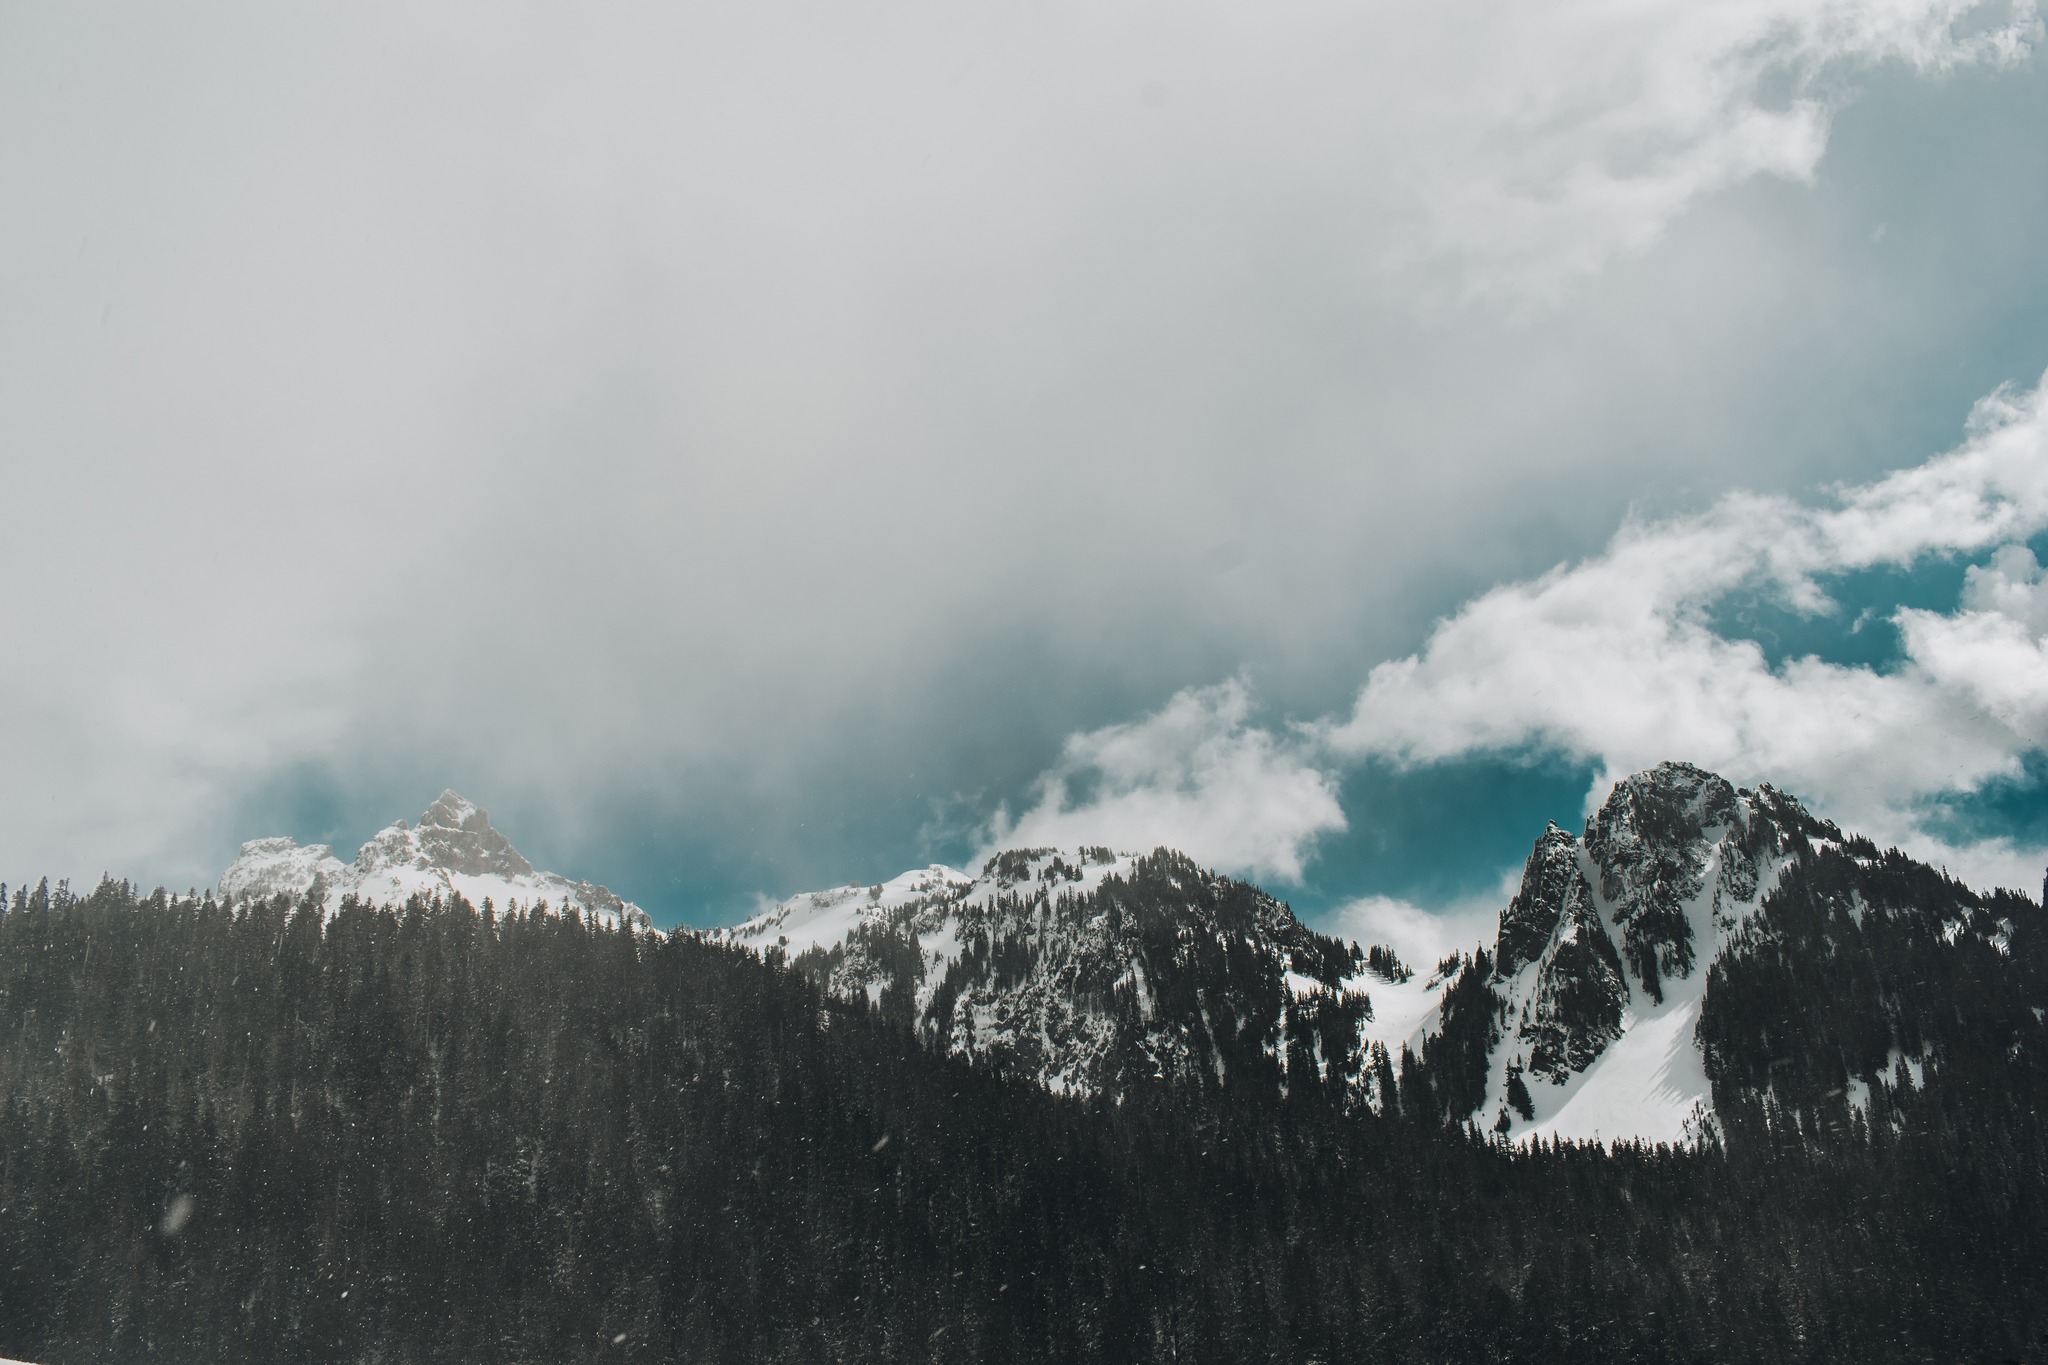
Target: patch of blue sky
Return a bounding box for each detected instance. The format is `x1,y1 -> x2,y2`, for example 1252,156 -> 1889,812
1283,753 -> 1599,925
1703,561 -> 1968,673
1703,530 -> 2048,673
1914,752 -> 2048,869
222,762 -> 382,882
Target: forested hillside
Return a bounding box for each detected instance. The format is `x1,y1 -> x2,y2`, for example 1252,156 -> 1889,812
2,877 -> 2045,1363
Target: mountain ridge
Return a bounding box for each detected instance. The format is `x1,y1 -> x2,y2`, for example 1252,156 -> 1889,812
733,760 -> 2045,1148
217,790 -> 650,930
725,847 -> 1394,1106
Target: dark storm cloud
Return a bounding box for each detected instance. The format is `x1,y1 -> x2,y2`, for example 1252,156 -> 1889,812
2,0 -> 2045,925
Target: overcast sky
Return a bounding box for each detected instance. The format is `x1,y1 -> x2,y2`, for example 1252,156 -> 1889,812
5,0 -> 2047,933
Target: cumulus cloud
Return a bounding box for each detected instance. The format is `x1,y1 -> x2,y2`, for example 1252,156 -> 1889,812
942,369 -> 2048,903
982,372 -> 2047,910
1959,543 -> 2048,633
1376,0 -> 2040,303
985,679 -> 1344,884
1329,891 -> 1507,972
1323,369 -> 2048,885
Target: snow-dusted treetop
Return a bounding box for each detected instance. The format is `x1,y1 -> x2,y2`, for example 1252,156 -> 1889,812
218,790 -> 648,930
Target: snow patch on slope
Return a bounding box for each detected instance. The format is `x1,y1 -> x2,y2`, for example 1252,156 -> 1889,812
1512,982 -> 1714,1147
1356,965 -> 1452,1060
734,864 -> 974,960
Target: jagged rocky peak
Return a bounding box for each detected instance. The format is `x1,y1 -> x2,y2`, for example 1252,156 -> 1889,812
219,836 -> 349,903
1478,760 -> 1849,1143
1583,761 -> 1815,999
219,792 -> 648,930
1493,763 -> 1778,1059
362,789 -> 537,880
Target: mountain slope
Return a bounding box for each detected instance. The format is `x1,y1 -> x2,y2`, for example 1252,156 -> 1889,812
218,790 -> 649,930
726,847 -> 1410,1109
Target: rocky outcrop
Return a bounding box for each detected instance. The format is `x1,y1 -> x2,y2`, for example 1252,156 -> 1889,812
1495,825 -> 1582,980
1493,825 -> 1629,1083
1521,885 -> 1628,1084
1584,763 -> 1743,1001
218,836 -> 350,903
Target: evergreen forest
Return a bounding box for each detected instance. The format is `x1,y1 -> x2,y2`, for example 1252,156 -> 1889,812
0,874 -> 2044,1363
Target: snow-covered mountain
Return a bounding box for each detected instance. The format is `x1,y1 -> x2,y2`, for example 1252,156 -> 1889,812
1468,762 -> 2038,1145
725,846 -> 1411,1104
729,761 -> 2040,1147
218,790 -> 650,930
1474,764 -> 1807,1145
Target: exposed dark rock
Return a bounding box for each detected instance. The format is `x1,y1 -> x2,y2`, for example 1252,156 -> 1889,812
1585,761 -> 1739,1002
1495,824 -> 1584,980
1522,883 -> 1628,1083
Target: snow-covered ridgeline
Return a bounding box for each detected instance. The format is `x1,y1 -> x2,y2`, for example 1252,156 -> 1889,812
726,846 -> 1385,1101
217,791 -> 650,931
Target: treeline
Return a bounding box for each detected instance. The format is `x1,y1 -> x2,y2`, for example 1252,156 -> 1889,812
0,877 -> 2044,1363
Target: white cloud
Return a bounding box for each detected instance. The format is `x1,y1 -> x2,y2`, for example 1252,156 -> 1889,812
1384,0 -> 2041,304
994,371 -> 2048,904
1889,833 -> 2048,897
985,679 -> 1344,884
1960,543 -> 2048,633
1899,606 -> 2048,741
1323,368 -> 2048,884
1329,890 -> 1508,971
